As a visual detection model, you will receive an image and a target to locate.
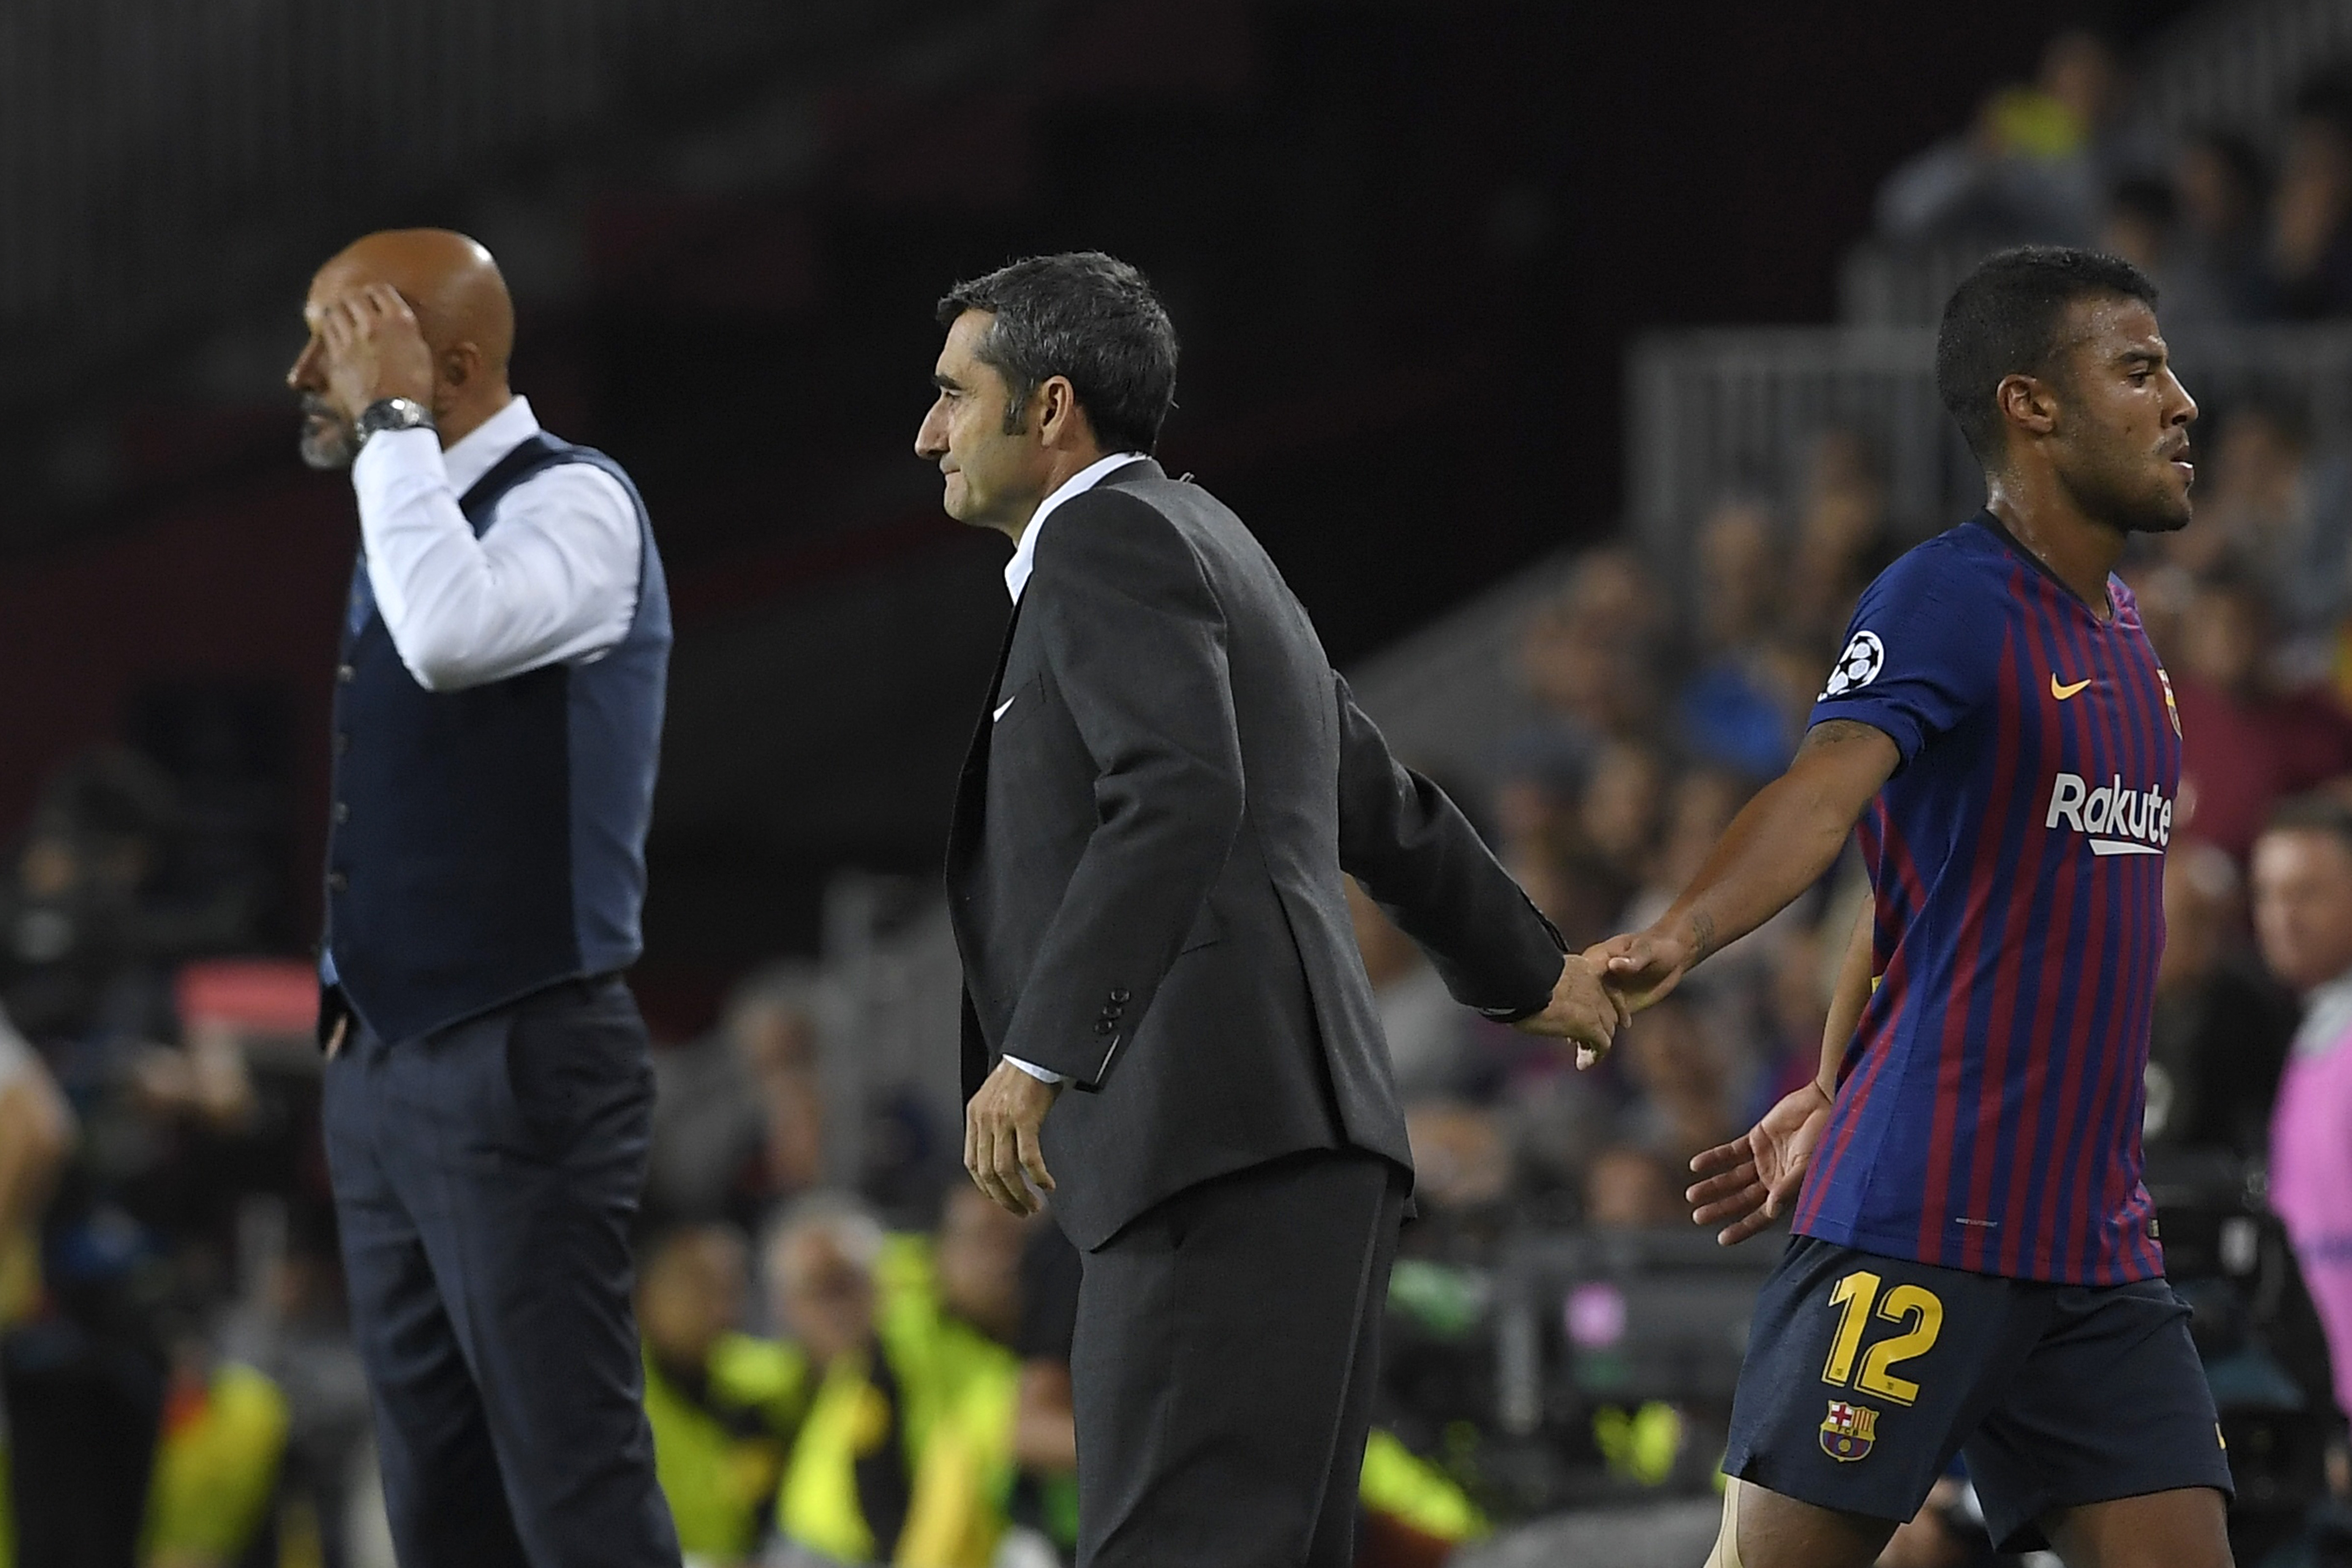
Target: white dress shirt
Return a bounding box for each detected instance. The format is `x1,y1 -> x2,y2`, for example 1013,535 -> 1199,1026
1002,451 -> 1143,605
997,452 -> 1144,1087
352,395 -> 642,693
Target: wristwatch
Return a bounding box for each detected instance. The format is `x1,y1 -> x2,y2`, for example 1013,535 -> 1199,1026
355,397 -> 436,448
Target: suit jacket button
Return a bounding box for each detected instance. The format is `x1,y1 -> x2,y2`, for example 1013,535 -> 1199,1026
336,663 -> 356,684
325,872 -> 348,893
1109,988 -> 1131,1003
332,802 -> 350,824
1093,1020 -> 1115,1035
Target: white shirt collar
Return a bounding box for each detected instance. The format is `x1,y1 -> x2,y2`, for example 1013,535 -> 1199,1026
440,396 -> 544,497
1004,452 -> 1146,603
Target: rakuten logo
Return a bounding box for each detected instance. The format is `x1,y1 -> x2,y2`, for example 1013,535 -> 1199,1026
2044,772 -> 2171,856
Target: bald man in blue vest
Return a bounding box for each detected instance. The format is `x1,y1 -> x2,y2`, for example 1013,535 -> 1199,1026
288,229 -> 680,1568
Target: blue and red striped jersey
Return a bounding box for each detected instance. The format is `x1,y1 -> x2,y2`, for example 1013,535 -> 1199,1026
1792,512 -> 2178,1285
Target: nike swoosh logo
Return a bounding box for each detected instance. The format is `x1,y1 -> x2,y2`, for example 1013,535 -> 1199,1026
993,694 -> 1018,722
2050,675 -> 2092,700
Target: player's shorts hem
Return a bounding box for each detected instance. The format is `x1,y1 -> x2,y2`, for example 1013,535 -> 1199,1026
1718,1450 -> 1925,1529
1980,1469 -> 2238,1554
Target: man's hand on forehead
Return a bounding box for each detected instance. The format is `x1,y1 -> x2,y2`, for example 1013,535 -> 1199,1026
315,282 -> 436,422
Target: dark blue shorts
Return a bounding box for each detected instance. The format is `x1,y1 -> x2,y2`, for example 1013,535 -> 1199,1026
1723,1235 -> 2233,1554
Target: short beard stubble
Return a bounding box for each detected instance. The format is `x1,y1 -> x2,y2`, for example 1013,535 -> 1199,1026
299,396 -> 357,472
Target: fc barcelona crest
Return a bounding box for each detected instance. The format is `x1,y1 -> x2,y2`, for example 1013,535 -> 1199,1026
2157,668 -> 2183,738
1820,1399 -> 1879,1462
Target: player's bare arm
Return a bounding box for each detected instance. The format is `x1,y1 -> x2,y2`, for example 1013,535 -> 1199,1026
1586,718 -> 1897,1028
1686,897 -> 1872,1244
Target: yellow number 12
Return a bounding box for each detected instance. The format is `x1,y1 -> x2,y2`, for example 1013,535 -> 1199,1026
1822,1271 -> 1943,1407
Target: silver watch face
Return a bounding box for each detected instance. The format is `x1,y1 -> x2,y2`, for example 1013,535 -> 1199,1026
359,398 -> 434,443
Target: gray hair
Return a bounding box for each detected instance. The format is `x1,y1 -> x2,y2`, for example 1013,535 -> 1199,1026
762,1190 -> 885,1281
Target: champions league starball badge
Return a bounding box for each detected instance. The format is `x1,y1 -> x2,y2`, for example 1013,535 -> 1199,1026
1820,631 -> 1885,700
1820,1399 -> 1879,1462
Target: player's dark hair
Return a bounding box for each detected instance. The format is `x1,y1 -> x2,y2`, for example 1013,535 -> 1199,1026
2263,792 -> 2352,857
937,252 -> 1179,455
1934,246 -> 2159,468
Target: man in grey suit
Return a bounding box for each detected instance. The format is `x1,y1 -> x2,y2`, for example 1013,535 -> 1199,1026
917,252 -> 1620,1567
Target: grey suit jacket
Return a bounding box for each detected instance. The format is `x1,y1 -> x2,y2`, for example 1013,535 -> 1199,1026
945,460 -> 1563,1249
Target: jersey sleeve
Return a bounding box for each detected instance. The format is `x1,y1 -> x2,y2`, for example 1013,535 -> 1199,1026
1807,542 -> 2001,768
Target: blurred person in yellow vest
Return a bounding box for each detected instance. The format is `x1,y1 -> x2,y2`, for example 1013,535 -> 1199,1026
141,1344 -> 291,1568
1354,1430 -> 1487,1568
639,1224 -> 808,1566
874,1192 -> 1037,1562
875,1186 -> 1029,1433
766,1194 -> 1017,1568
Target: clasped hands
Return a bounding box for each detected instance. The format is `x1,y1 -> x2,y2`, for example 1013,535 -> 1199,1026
1511,917 -> 1696,1068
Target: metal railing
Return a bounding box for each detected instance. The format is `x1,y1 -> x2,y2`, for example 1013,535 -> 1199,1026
1838,240 -> 2009,329
1627,321 -> 2352,561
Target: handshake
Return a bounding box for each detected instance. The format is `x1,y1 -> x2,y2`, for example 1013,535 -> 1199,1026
1505,916 -> 1704,1067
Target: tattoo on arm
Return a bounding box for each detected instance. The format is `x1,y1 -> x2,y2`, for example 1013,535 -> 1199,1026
1687,909 -> 1718,965
1799,719 -> 1889,754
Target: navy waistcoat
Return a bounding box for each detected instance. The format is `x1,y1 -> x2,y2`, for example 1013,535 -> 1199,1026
322,432 -> 670,1044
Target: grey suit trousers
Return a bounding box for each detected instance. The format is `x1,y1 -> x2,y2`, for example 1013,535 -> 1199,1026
1070,1149 -> 1409,1568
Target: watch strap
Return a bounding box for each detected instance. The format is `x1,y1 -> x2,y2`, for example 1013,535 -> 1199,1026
356,397 -> 436,446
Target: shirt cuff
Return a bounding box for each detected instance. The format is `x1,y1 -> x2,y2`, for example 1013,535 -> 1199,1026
351,423 -> 447,503
1002,1054 -> 1067,1085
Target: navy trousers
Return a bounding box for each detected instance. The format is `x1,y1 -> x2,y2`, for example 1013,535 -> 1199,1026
321,977 -> 680,1568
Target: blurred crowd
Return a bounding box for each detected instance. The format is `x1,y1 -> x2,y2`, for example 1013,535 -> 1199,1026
1878,28 -> 2352,327
14,408 -> 2352,1568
